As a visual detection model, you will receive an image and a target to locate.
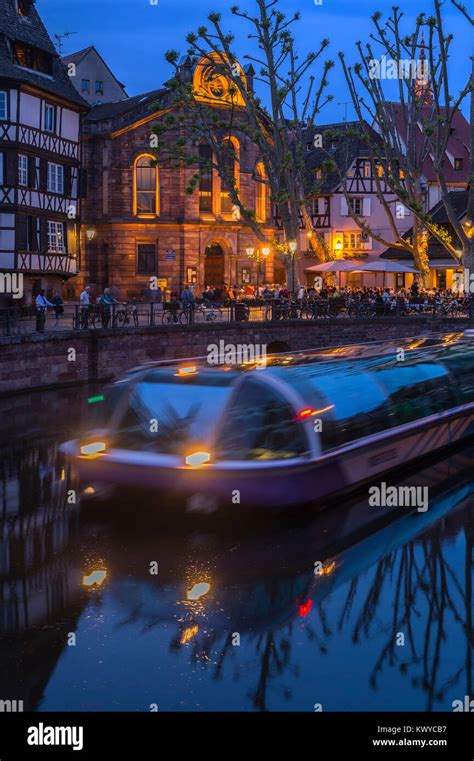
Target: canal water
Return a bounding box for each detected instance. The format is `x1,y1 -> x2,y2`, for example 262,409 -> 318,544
0,384 -> 473,712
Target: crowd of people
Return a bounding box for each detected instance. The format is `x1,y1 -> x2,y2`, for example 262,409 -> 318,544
29,279 -> 474,331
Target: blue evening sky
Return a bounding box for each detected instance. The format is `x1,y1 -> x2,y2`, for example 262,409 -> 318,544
38,0 -> 471,122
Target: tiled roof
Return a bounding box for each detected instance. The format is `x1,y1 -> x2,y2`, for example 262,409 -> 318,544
0,0 -> 88,108
386,102 -> 470,183
304,120 -> 382,193
86,88 -> 170,129
382,190 -> 468,261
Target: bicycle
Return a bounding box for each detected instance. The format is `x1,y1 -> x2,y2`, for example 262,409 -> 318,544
116,302 -> 139,327
196,303 -> 223,322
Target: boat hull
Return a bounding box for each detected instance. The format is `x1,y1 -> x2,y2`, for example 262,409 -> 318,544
73,405 -> 474,508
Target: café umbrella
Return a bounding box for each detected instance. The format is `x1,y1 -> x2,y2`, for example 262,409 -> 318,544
305,260 -> 361,288
350,260 -> 421,288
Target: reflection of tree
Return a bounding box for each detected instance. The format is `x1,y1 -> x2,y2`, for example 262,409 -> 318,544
318,505 -> 474,711
164,506 -> 473,711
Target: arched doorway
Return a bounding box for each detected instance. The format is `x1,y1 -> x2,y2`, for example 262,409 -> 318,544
204,243 -> 225,288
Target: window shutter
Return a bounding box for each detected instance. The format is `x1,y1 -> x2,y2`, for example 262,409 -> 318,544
64,166 -> 72,197
28,156 -> 35,188
17,215 -> 28,250
362,198 -> 371,216
39,159 -> 47,191
5,151 -> 16,185
340,196 -> 348,216
40,218 -> 48,252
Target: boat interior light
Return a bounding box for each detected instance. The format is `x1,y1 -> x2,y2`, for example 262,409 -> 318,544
80,442 -> 106,456
185,451 -> 211,467
176,366 -> 198,377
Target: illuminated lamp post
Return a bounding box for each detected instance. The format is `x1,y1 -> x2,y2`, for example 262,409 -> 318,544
246,246 -> 270,295
288,239 -> 297,292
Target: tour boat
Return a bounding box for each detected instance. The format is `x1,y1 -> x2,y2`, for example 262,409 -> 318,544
62,333 -> 474,508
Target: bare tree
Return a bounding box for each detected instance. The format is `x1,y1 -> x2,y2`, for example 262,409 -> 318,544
154,0 -> 335,289
339,3 -> 473,281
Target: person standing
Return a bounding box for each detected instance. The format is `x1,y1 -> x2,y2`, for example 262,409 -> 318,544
35,289 -> 54,332
98,287 -> 120,328
51,290 -> 64,328
80,285 -> 91,328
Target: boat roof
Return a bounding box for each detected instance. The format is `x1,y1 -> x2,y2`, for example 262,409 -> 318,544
123,332 -> 471,384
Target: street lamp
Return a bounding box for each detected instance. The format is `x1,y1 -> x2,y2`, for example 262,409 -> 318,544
246,246 -> 270,294
86,228 -> 96,241
288,240 -> 297,292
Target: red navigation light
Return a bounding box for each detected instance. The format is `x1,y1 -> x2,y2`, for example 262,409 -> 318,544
298,408 -> 314,419
299,599 -> 313,618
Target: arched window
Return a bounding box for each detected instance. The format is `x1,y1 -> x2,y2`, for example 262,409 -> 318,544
255,162 -> 266,222
220,137 -> 239,214
199,143 -> 214,213
134,154 -> 159,216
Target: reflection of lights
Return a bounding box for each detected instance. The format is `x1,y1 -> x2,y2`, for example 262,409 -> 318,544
60,467 -> 65,481
181,625 -> 199,644
299,599 -> 313,618
83,486 -> 96,495
82,569 -> 107,587
187,582 -> 211,601
176,366 -> 198,377
80,442 -> 106,456
185,452 -> 210,467
406,339 -> 426,350
321,561 -> 336,576
296,404 -> 335,420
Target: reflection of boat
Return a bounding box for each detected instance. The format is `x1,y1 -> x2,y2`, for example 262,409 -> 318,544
90,447 -> 474,637
63,334 -> 474,507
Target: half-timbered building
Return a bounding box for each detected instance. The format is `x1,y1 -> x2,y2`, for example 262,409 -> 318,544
0,0 -> 87,304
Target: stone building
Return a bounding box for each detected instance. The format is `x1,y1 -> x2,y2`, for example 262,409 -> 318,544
78,55 -> 277,299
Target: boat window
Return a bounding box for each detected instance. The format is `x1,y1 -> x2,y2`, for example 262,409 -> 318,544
214,379 -> 310,460
306,366 -> 395,449
440,350 -> 474,404
112,373 -> 233,454
374,361 -> 459,425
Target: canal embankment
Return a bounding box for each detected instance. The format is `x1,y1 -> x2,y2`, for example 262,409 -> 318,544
0,317 -> 472,395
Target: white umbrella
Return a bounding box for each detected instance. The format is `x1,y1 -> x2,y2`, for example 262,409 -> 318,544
305,260 -> 360,288
305,260 -> 360,272
353,260 -> 420,288
355,260 -> 421,273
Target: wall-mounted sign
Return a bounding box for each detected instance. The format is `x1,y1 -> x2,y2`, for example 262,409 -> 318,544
164,249 -> 176,260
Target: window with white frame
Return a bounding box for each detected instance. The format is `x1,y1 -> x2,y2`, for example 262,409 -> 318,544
47,162 -> 64,194
349,197 -> 363,216
0,91 -> 6,120
18,154 -> 28,186
343,232 -> 363,249
44,103 -> 55,132
47,221 -> 65,253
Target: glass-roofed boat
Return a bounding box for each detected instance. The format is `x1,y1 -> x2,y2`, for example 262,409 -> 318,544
62,333 -> 474,508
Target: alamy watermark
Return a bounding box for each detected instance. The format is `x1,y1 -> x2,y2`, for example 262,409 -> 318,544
369,55 -> 429,82
368,482 -> 429,512
0,272 -> 23,299
207,340 -> 267,367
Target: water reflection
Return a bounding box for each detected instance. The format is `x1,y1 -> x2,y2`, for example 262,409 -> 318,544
0,386 -> 473,711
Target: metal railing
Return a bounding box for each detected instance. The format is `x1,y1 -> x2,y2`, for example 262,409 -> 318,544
1,297 -> 472,336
